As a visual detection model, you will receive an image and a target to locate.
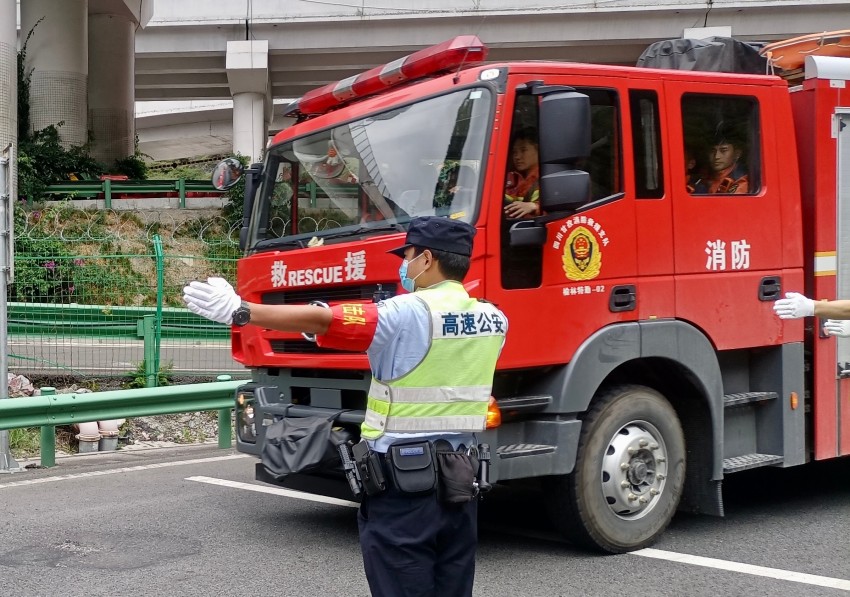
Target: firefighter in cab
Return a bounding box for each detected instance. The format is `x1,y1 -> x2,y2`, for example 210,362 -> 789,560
689,123 -> 749,194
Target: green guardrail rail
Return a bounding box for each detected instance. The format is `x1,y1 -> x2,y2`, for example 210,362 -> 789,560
0,377 -> 244,467
7,302 -> 229,340
34,179 -> 224,209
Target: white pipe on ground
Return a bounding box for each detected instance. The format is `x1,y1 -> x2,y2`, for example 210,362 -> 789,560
97,419 -> 125,437
75,421 -> 100,442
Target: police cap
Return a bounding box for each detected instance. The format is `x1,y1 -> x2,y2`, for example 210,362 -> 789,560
388,216 -> 476,257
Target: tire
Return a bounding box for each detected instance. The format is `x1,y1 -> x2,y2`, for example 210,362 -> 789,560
544,384 -> 686,553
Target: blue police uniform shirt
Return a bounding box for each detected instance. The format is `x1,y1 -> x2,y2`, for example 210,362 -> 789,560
366,280 -> 476,453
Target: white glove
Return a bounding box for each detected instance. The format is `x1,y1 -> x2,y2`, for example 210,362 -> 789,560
824,319 -> 850,337
183,277 -> 242,325
773,292 -> 815,319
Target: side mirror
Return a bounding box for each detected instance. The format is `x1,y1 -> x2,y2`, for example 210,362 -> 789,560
212,157 -> 245,190
538,91 -> 592,213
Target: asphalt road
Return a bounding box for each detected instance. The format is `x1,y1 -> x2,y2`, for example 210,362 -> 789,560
1,445 -> 848,597
8,338 -> 245,377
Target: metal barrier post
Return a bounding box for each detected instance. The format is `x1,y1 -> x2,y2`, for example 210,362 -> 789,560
153,236 -> 164,380
0,145 -> 21,474
39,387 -> 56,468
142,315 -> 157,387
103,178 -> 112,209
177,178 -> 186,209
217,375 -> 232,448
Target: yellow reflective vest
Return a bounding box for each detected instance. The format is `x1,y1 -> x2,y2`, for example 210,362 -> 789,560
361,281 -> 507,440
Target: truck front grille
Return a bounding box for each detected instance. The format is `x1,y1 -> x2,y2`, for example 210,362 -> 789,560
269,340 -> 359,354
262,283 -> 397,305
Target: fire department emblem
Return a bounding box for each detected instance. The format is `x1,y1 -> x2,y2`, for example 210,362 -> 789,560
562,226 -> 602,281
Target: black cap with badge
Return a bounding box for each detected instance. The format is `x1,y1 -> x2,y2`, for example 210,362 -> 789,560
388,216 -> 476,257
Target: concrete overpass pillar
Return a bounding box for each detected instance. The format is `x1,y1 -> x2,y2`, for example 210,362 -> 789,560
226,40 -> 270,162
20,0 -> 88,147
88,12 -> 135,165
0,0 -> 17,197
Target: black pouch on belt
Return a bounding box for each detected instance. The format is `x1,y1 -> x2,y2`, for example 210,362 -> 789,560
435,445 -> 479,504
386,440 -> 437,495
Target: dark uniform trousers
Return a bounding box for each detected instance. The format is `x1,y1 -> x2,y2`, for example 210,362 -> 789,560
358,475 -> 478,597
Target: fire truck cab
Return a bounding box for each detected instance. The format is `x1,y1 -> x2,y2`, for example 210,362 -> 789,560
226,36 -> 850,553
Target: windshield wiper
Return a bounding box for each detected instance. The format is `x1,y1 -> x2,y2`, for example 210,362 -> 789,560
253,221 -> 408,251
320,222 -> 407,240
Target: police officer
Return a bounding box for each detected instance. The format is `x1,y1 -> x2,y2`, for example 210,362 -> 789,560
774,291 -> 850,336
183,216 -> 507,597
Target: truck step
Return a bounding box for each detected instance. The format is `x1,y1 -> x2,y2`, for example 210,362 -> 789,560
723,391 -> 779,408
496,395 -> 553,413
497,443 -> 557,459
723,453 -> 783,473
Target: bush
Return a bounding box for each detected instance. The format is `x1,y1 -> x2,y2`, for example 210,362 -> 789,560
18,125 -> 105,200
112,154 -> 148,180
10,216 -> 83,303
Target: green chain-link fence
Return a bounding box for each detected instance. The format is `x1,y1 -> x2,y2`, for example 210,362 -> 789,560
8,204 -> 245,385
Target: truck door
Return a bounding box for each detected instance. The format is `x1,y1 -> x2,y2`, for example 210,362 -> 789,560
834,109 -> 850,456
485,79 -> 641,368
665,85 -> 784,349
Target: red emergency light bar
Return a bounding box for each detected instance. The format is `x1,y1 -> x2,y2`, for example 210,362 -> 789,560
296,35 -> 488,115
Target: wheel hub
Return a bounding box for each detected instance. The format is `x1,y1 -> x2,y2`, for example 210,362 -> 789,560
600,421 -> 668,520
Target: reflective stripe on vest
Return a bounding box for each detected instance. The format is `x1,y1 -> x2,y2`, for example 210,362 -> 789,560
361,282 -> 506,440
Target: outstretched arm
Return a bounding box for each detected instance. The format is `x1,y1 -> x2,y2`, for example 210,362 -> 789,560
183,277 -> 332,333
774,291 -> 850,320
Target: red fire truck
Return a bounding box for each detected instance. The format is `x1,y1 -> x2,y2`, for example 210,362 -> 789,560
224,35 -> 850,553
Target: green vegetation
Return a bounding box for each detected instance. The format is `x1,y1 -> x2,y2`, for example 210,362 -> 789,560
16,19 -> 148,203
9,426 -> 75,458
123,361 -> 174,389
9,205 -> 155,305
9,427 -> 39,456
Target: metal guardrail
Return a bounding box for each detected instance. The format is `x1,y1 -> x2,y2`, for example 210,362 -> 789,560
33,179 -> 225,209
8,303 -> 230,385
0,378 -> 244,468
7,302 -> 229,340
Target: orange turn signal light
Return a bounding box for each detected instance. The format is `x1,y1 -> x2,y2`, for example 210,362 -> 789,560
485,396 -> 501,429
790,392 -> 798,410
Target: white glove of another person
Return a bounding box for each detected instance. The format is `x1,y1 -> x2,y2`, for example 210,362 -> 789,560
183,277 -> 242,325
823,319 -> 850,338
773,292 -> 815,319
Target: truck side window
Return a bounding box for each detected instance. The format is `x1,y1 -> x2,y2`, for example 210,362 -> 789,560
682,94 -> 760,195
576,88 -> 622,201
501,94 -> 543,289
630,90 -> 664,199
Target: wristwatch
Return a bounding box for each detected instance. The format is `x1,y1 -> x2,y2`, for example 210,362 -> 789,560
232,301 -> 251,327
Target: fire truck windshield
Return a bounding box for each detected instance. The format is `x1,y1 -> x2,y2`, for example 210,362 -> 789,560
248,87 -> 492,251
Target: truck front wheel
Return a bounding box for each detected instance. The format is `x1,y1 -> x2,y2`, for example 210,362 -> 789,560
544,384 -> 686,553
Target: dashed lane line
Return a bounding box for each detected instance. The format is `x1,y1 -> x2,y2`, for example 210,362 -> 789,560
186,475 -> 359,508
632,548 -> 850,592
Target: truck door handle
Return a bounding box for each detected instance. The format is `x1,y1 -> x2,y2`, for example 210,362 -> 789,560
609,285 -> 636,312
759,276 -> 781,301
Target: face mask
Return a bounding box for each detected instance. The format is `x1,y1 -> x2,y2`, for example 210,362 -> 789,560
398,253 -> 425,293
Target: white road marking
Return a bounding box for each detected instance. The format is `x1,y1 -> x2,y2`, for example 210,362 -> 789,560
632,548 -> 850,591
187,475 -> 359,508
0,454 -> 250,488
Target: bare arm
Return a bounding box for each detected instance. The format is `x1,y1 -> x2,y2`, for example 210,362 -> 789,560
813,300 -> 850,319
245,304 -> 333,334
